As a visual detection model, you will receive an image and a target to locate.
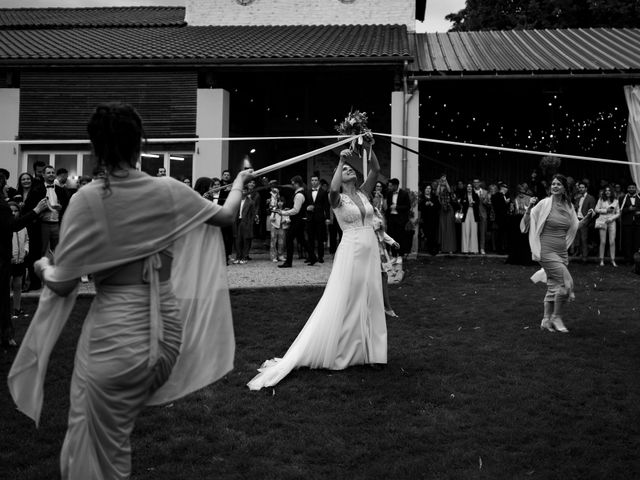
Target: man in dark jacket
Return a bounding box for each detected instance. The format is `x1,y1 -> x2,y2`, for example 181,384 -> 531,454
492,182 -> 510,254
385,178 -> 411,260
305,172 -> 330,264
0,172 -> 48,349
620,182 -> 640,263
279,175 -> 308,268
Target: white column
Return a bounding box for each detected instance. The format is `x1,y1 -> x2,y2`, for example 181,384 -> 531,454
194,88 -> 229,180
0,89 -> 20,180
390,90 -> 404,182
391,88 -> 421,255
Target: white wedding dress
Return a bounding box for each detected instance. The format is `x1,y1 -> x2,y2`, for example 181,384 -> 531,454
247,191 -> 387,390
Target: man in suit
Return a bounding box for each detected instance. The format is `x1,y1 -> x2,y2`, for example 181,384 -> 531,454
305,172 -> 330,265
573,181 -> 596,262
385,178 -> 411,261
619,182 -> 640,263
473,178 -> 489,254
278,175 -> 308,268
32,160 -> 46,190
492,182 -> 510,254
218,169 -> 234,264
35,165 -> 69,257
232,186 -> 255,264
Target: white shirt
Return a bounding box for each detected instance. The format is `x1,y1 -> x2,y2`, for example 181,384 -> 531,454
239,198 -> 246,219
43,183 -> 60,222
283,188 -> 305,216
390,192 -> 399,215
577,193 -> 586,219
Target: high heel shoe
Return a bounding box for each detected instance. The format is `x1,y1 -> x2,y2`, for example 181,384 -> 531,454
611,260 -> 618,267
550,315 -> 569,333
385,309 -> 398,318
599,259 -> 604,267
540,317 -> 554,332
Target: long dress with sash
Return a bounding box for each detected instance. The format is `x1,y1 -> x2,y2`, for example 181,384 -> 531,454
247,191 -> 387,390
8,171 -> 235,479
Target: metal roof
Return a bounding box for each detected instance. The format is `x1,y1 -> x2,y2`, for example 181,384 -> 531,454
410,29 -> 640,76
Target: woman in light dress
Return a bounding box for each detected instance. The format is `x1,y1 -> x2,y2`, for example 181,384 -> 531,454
9,102 -> 253,479
595,186 -> 620,267
460,183 -> 479,254
522,174 -> 594,333
248,137 -> 386,390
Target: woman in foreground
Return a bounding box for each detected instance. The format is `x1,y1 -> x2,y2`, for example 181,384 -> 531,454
9,102 -> 252,479
522,174 -> 594,333
248,136 -> 386,390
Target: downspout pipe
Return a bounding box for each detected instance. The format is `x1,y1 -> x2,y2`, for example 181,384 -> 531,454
402,61 -> 409,189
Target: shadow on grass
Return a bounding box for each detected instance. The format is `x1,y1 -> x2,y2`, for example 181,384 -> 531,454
1,257 -> 639,479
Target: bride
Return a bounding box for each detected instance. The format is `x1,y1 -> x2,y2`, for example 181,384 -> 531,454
247,136 -> 387,390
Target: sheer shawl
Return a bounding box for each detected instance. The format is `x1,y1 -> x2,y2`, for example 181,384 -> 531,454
8,171 -> 235,425
522,197 -> 578,262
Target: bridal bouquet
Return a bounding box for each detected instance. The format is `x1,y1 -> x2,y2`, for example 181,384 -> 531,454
335,110 -> 372,155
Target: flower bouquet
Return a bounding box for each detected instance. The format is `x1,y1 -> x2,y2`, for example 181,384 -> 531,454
335,110 -> 372,156
539,155 -> 561,179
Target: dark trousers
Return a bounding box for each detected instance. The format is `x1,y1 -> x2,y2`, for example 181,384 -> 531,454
285,219 -> 305,264
575,224 -> 591,259
306,220 -> 326,261
40,221 -> 60,256
234,221 -> 252,261
222,226 -> 234,259
25,223 -> 41,290
0,258 -> 14,346
621,224 -> 640,262
328,222 -> 342,254
387,214 -> 408,256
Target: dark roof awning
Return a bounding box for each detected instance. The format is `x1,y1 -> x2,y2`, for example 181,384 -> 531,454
410,28 -> 640,78
0,23 -> 411,67
0,6 -> 186,28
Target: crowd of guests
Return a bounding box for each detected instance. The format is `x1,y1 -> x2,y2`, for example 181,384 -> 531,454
0,163 -> 106,336
180,166 -> 640,272
188,167 -> 415,271
416,171 -> 640,268
4,161 -> 639,344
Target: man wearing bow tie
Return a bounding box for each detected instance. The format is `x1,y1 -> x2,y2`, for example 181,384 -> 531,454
620,182 -> 640,263
36,165 -> 69,256
305,173 -> 330,265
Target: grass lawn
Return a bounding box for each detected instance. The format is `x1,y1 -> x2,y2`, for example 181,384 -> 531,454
1,256 -> 639,479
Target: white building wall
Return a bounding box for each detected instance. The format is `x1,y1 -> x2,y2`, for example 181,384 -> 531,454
0,89 -> 20,181
194,88 -> 230,180
186,0 -> 416,30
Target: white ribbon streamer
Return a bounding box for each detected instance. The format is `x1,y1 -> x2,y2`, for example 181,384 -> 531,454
251,135 -> 358,176
372,132 -> 640,167
2,131 -> 636,166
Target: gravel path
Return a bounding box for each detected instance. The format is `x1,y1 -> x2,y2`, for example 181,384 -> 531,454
21,253 -> 334,298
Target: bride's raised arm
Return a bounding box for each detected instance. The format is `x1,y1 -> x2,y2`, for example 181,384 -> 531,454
330,150 -> 348,209
360,136 -> 380,196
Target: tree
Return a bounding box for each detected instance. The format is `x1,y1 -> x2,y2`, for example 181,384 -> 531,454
445,0 -> 640,31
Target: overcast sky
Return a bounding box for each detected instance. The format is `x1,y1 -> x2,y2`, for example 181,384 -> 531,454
4,0 -> 466,32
